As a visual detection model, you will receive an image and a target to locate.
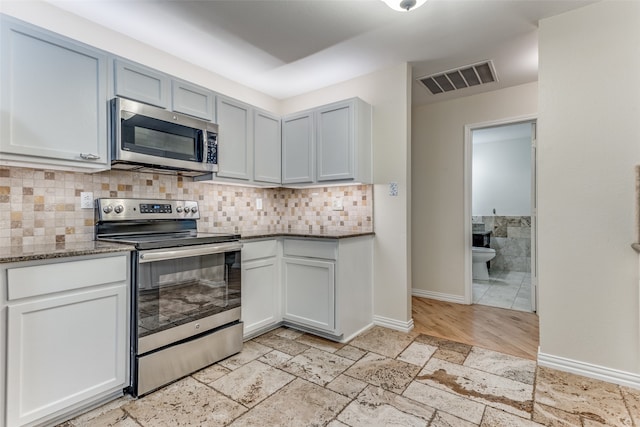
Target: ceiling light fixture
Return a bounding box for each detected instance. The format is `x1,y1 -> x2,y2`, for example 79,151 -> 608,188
381,0 -> 428,12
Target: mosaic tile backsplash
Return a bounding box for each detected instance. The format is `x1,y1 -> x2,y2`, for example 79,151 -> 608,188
0,167 -> 373,247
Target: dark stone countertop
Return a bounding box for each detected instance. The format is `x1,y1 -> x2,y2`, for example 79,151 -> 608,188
0,230 -> 374,263
0,241 -> 135,264
240,229 -> 375,240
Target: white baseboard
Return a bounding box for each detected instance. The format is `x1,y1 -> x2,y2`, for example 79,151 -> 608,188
412,289 -> 466,304
538,352 -> 640,389
373,315 -> 414,333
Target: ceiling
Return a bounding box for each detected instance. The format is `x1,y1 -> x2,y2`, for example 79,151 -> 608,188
47,0 -> 596,106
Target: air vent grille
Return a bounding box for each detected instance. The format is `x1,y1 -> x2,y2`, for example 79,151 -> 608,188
418,61 -> 497,95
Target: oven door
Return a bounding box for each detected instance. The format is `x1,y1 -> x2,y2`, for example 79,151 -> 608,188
135,241 -> 242,355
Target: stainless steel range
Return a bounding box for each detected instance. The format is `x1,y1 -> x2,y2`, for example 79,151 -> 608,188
95,198 -> 242,396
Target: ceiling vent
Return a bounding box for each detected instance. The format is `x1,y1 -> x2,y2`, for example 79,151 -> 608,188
418,61 -> 498,95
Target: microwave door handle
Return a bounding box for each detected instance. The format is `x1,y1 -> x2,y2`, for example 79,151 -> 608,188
138,242 -> 243,263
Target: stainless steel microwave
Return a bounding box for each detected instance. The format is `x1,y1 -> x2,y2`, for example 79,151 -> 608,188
111,97 -> 218,176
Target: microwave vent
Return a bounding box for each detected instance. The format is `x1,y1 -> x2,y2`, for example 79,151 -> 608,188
418,61 -> 498,95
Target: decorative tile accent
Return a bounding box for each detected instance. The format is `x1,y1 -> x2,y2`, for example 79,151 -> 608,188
279,347 -> 354,386
535,366 -> 633,426
343,352 -> 420,393
0,166 -> 373,247
337,385 -> 434,426
417,357 -> 534,418
348,325 -> 418,358
228,378 -> 349,426
122,376 -> 247,426
210,360 -> 295,408
481,215 -> 531,273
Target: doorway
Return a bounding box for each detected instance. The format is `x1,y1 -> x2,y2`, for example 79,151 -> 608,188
463,117 -> 537,312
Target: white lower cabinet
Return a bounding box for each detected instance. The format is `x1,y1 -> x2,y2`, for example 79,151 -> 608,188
241,240 -> 281,338
282,257 -> 335,332
2,253 -> 130,427
281,237 -> 373,342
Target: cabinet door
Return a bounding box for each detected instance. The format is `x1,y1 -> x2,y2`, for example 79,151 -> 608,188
282,112 -> 314,184
216,96 -> 252,180
172,80 -> 215,121
282,257 -> 335,332
317,101 -> 354,182
254,110 -> 282,184
0,17 -> 108,169
241,258 -> 280,337
114,58 -> 170,108
6,284 -> 128,427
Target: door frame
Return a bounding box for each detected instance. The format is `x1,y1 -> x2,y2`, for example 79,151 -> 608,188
463,114 -> 538,310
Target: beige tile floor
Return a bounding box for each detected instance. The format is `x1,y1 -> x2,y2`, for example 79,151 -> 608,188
473,270 -> 532,312
60,326 -> 640,427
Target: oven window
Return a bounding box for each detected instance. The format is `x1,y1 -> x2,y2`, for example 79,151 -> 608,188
137,251 -> 241,338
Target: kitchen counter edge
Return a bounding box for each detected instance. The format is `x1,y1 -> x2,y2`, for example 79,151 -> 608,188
0,241 -> 135,264
240,231 -> 375,241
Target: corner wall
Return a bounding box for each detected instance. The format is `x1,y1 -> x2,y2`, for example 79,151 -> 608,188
537,1 -> 640,379
412,83 -> 537,298
282,63 -> 413,328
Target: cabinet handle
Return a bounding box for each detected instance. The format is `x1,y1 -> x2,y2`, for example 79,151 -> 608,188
80,153 -> 101,160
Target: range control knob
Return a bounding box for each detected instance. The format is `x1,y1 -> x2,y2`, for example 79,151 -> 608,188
183,206 -> 191,213
102,205 -> 113,214
176,206 -> 184,213
114,205 -> 124,214
190,206 -> 198,214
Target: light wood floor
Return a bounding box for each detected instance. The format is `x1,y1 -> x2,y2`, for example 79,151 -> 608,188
412,296 -> 539,360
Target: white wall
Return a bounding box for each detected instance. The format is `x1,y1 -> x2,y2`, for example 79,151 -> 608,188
538,1 -> 640,376
282,63 -> 413,328
472,137 -> 531,217
0,1 -> 280,113
412,82 -> 537,297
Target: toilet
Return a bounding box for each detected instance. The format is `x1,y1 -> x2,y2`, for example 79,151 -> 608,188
472,247 -> 496,280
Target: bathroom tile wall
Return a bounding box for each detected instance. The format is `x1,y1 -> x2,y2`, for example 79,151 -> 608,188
481,216 -> 531,272
0,167 -> 373,248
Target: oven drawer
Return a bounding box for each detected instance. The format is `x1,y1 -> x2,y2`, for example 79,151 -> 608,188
136,321 -> 243,396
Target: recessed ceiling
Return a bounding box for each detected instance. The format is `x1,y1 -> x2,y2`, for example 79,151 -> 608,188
46,0 -> 597,105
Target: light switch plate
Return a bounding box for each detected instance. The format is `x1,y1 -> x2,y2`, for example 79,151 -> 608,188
80,192 -> 93,209
256,198 -> 263,210
389,182 -> 398,197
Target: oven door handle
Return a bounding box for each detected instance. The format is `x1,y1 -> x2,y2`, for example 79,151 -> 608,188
138,242 -> 242,263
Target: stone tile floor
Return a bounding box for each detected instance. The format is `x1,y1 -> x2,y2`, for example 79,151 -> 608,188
60,326 -> 640,426
473,270 -> 532,312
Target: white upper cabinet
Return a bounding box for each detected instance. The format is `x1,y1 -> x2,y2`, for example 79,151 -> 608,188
0,15 -> 109,170
216,95 -> 252,180
282,98 -> 372,186
254,109 -> 282,184
282,111 -> 315,184
172,79 -> 215,121
114,58 -> 215,121
317,99 -> 371,182
114,59 -> 170,109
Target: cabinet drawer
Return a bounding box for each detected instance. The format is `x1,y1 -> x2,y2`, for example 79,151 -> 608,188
283,239 -> 337,260
7,255 -> 128,300
242,239 -> 278,261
